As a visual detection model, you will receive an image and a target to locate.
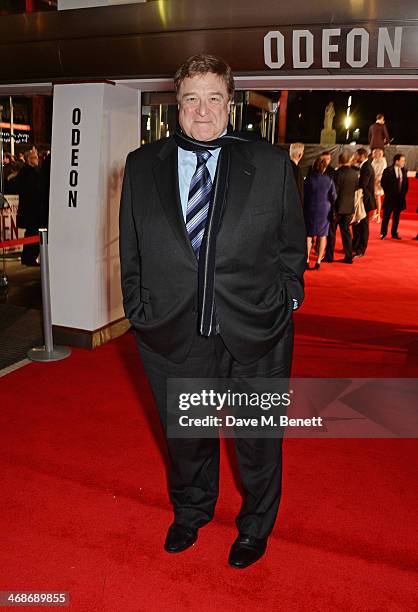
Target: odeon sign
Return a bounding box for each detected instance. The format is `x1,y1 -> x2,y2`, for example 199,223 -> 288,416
263,27 -> 403,69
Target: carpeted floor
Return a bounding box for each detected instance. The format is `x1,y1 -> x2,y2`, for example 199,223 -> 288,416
0,218 -> 417,611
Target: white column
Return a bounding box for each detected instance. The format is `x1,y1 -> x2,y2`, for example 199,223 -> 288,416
49,83 -> 140,338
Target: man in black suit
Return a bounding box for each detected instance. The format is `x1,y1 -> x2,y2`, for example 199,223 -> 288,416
380,154 -> 409,240
352,148 -> 376,258
289,142 -> 304,205
119,55 -> 306,569
324,151 -> 357,264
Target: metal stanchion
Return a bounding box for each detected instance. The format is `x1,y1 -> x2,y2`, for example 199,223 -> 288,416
27,228 -> 71,362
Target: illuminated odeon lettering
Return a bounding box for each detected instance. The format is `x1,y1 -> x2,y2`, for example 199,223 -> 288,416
264,27 -> 402,69
68,107 -> 81,208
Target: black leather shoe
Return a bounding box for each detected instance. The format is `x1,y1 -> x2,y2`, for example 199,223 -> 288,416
164,523 -> 198,553
380,234 -> 386,240
339,258 -> 353,264
228,534 -> 268,569
392,234 -> 402,240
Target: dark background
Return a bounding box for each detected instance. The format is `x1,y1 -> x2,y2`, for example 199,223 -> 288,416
285,90 -> 418,145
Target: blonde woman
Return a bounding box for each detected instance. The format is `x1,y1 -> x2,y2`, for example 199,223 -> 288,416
371,148 -> 387,222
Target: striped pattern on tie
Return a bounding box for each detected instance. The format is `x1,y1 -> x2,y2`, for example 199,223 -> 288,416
186,150 -> 212,257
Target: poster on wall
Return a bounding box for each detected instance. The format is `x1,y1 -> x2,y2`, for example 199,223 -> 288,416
0,195 -> 24,253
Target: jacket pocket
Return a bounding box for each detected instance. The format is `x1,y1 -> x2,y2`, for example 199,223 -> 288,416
251,200 -> 278,216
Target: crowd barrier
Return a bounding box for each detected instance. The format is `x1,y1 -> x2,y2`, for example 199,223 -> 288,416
0,229 -> 71,363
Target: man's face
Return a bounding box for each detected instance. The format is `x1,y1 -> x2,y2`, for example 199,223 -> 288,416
395,156 -> 406,168
321,154 -> 331,167
178,72 -> 231,141
28,153 -> 39,167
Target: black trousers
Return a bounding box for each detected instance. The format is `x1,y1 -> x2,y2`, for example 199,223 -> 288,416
352,214 -> 370,255
381,207 -> 401,237
325,213 -> 353,261
21,227 -> 40,265
134,320 -> 294,539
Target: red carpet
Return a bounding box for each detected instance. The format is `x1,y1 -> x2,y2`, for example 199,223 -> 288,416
1,219 -> 417,611
405,176 -> 418,218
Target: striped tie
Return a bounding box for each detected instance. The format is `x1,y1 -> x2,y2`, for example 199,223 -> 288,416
186,150 -> 212,258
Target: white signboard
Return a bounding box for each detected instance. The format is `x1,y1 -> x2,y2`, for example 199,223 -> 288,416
264,27 -> 403,69
49,82 -> 140,332
0,195 -> 24,253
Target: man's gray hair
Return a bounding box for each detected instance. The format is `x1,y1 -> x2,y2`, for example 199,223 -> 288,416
289,143 -> 305,158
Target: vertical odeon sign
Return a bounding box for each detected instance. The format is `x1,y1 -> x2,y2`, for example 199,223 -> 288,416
68,107 -> 81,208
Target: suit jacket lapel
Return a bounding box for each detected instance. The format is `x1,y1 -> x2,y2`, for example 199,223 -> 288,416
152,139 -> 197,266
217,146 -> 255,255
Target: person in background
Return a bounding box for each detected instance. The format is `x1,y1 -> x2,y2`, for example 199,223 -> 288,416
352,148 -> 376,258
368,114 -> 390,151
307,151 -> 335,181
320,151 -> 335,181
324,151 -> 357,264
371,147 -> 387,223
15,149 -> 42,266
2,153 -> 15,180
380,153 -> 409,240
40,151 -> 51,229
307,151 -> 335,254
304,157 -> 337,269
289,142 -> 305,205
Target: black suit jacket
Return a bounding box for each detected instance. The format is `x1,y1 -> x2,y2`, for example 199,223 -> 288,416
15,164 -> 42,229
359,160 -> 376,212
334,166 -> 359,215
290,159 -> 304,206
381,166 -> 409,211
119,137 -> 306,364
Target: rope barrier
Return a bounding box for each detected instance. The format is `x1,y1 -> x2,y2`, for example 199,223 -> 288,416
0,235 -> 40,248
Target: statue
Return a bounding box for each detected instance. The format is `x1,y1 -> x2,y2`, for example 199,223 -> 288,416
324,102 -> 335,130
320,101 -> 336,145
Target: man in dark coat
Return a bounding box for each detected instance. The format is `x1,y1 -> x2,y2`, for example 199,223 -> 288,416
368,114 -> 390,151
324,151 -> 358,263
15,149 -> 41,266
289,142 -> 304,206
352,148 -> 376,257
119,54 -> 306,570
380,153 -> 409,240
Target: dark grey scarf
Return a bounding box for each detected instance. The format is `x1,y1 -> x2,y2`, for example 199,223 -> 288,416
174,123 -> 258,336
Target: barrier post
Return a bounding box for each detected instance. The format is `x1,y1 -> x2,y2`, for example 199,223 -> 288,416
27,228 -> 71,362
